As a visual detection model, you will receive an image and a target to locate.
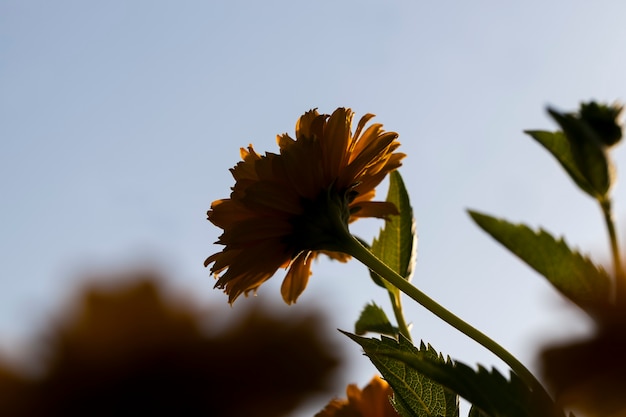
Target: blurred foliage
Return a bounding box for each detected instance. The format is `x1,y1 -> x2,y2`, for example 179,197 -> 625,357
0,270 -> 341,417
539,302 -> 626,416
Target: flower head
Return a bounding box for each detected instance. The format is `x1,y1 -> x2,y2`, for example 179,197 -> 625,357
206,108 -> 405,304
315,375 -> 399,417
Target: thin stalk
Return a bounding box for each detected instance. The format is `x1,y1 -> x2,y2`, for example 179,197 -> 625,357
342,232 -> 547,395
388,290 -> 412,342
600,198 -> 625,302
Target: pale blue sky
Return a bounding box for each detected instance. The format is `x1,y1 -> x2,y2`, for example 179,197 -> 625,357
2,1 -> 626,415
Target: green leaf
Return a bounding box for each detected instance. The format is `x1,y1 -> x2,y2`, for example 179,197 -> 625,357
524,130 -> 597,198
343,331 -> 458,417
547,108 -> 614,199
345,332 -> 565,417
375,349 -> 563,417
355,302 -> 398,337
370,171 -> 417,290
468,210 -> 611,311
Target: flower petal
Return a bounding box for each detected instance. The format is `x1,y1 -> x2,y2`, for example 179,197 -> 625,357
350,201 -> 399,220
281,251 -> 314,304
211,243 -> 291,303
321,108 -> 351,181
295,109 -> 320,139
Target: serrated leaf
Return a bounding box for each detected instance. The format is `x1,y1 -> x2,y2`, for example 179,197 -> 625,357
370,171 -> 417,290
524,130 -> 597,198
355,302 -> 398,337
343,331 -> 458,417
393,391 -> 422,417
367,347 -> 565,417
468,210 -> 611,312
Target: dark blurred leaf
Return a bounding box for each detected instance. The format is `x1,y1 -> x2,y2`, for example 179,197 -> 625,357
548,108 -> 614,199
524,130 -> 597,198
468,210 -> 611,312
468,405 -> 491,417
355,303 -> 398,337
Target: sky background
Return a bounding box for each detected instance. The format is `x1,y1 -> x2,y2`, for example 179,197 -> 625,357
2,1 -> 626,415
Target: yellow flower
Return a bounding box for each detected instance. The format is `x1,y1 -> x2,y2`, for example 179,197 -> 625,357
315,375 -> 400,417
206,108 -> 405,304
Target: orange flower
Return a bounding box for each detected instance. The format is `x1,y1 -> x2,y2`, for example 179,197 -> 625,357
315,375 -> 400,417
206,108 -> 405,304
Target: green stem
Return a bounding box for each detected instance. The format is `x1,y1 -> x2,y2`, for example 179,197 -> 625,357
388,290 -> 412,342
600,198 -> 625,302
342,232 -> 546,395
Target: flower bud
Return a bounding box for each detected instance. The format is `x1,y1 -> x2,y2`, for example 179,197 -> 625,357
579,101 -> 623,147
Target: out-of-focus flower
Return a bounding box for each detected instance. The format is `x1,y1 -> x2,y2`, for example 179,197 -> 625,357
0,271 -> 341,417
315,375 -> 399,417
206,108 -> 405,304
539,303 -> 626,417
0,359 -> 32,416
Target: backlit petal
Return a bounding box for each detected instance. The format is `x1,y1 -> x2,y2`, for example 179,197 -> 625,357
280,251 -> 314,304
